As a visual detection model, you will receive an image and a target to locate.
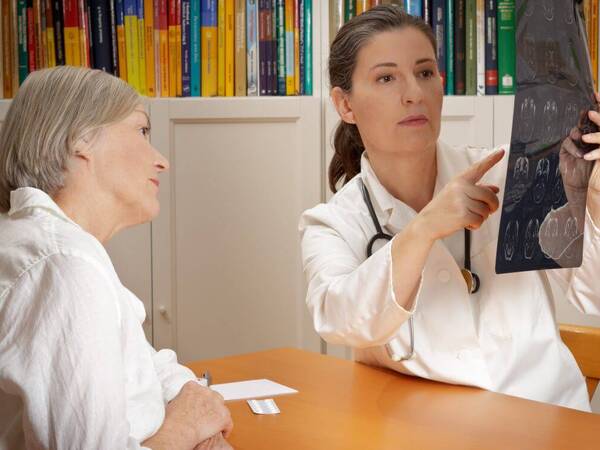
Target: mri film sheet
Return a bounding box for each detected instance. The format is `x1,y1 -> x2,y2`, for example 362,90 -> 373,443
495,0 -> 599,274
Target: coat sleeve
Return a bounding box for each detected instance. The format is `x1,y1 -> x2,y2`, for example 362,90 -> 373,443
0,253 -> 147,450
299,204 -> 422,348
545,209 -> 600,316
149,345 -> 197,403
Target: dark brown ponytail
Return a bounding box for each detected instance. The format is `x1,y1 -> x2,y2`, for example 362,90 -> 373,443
328,5 -> 437,193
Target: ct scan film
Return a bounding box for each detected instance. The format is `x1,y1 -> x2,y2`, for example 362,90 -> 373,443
495,0 -> 599,274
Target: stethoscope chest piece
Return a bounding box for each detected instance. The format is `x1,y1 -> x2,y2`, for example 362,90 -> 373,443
461,268 -> 480,294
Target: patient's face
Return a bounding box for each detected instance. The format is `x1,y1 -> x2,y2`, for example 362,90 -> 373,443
92,106 -> 168,224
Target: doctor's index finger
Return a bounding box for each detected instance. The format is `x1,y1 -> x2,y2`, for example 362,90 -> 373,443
459,149 -> 506,184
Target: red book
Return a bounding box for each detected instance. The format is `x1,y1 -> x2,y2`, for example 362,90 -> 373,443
27,0 -> 37,72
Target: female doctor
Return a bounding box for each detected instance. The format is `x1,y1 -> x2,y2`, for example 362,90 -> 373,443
299,5 -> 600,411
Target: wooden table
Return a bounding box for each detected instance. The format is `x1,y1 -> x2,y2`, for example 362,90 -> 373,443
186,348 -> 600,450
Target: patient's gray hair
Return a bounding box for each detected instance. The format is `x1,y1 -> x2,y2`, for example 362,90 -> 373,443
0,66 -> 140,212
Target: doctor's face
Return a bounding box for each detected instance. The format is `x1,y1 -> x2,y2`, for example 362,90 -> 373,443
343,27 -> 443,156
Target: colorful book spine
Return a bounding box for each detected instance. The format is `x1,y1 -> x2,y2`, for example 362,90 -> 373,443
181,0 -> 190,96
124,0 -> 139,91
404,0 -> 421,17
90,0 -> 113,72
18,0 -> 25,73
201,0 -> 217,96
356,0 -> 367,15
483,0 -> 496,94
78,0 -> 90,66
217,0 -> 225,95
45,0 -> 55,67
444,0 -> 454,94
116,0 -> 127,80
108,0 -> 118,75
26,0 -> 35,72
234,0 -> 246,95
144,0 -> 155,95
136,0 -> 146,94
12,0 -> 19,86
167,0 -> 176,95
465,0 -> 475,95
276,0 -> 284,94
175,0 -> 182,95
246,0 -> 258,95
496,0 -> 514,94
453,0 -> 465,95
225,0 -> 233,95
158,0 -> 168,95
271,0 -> 277,94
190,0 -> 200,96
432,0 -> 445,91
343,0 -> 354,21
303,0 -> 311,95
37,0 -> 47,68
2,0 -> 12,96
258,0 -> 267,94
265,0 -> 273,94
329,0 -> 342,44
423,0 -> 431,24
297,0 -> 303,95
284,0 -> 293,94
475,0 -> 484,95
53,0 -> 65,65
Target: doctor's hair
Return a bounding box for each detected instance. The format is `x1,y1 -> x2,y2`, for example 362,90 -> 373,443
328,5 -> 436,193
0,66 -> 140,213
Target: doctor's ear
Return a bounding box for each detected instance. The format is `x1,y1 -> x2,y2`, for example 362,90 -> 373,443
331,86 -> 356,125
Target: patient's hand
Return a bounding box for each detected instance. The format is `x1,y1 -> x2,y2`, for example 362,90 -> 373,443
193,432 -> 234,450
143,381 -> 233,450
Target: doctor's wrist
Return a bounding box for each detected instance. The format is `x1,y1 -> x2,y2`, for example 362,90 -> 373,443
408,214 -> 438,245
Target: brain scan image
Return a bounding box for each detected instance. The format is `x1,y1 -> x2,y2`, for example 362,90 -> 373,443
496,0 -> 597,274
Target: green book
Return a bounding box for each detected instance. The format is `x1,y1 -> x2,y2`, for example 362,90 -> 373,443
497,0 -> 515,94
344,0 -> 355,22
276,0 -> 286,95
445,0 -> 454,95
17,0 -> 28,84
304,0 -> 312,95
465,0 -> 476,95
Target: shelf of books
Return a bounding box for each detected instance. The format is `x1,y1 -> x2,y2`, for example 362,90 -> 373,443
0,0 -> 314,99
329,0 -> 600,95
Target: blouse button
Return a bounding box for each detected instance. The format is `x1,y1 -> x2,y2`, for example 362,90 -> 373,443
437,269 -> 451,283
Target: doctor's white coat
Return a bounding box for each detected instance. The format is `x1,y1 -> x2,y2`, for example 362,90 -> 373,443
299,141 -> 600,412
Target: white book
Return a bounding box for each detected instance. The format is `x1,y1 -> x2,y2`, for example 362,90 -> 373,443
246,0 -> 259,96
476,0 -> 485,96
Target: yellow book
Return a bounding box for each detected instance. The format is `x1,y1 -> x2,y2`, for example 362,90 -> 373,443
225,0 -> 234,96
125,12 -> 140,92
175,14 -> 182,96
201,11 -> 218,96
168,22 -> 177,96
78,0 -> 88,66
144,0 -> 155,96
138,12 -> 147,95
64,28 -> 81,66
357,0 -> 368,14
217,0 -> 225,96
159,23 -> 169,96
293,0 -> 299,94
46,21 -> 56,67
285,0 -> 294,95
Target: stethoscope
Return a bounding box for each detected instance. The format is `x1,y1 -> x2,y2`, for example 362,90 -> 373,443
359,178 -> 480,362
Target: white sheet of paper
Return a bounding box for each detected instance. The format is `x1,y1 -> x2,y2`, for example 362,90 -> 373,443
209,379 -> 298,401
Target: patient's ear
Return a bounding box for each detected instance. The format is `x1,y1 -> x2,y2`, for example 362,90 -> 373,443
331,87 -> 356,125
72,132 -> 96,162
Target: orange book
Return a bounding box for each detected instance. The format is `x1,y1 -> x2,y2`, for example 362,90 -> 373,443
217,0 -> 225,95
357,0 -> 368,14
117,0 -> 128,81
167,0 -> 177,95
591,0 -> 598,90
2,0 -> 13,97
144,0 -> 155,96
175,0 -> 182,96
225,0 -> 234,96
158,0 -> 169,96
79,0 -> 90,66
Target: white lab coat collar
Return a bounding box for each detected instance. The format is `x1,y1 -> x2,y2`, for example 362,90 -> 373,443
359,141 -> 459,233
8,187 -> 81,229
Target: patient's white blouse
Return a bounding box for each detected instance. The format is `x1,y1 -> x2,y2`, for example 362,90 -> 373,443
0,187 -> 196,449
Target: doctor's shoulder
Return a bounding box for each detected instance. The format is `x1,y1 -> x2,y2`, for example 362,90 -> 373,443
299,175 -> 373,247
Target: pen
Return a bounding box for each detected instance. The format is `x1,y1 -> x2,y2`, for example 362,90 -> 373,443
202,370 -> 212,387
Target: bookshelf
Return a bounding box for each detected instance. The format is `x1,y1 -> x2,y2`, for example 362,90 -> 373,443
1,1 -> 599,370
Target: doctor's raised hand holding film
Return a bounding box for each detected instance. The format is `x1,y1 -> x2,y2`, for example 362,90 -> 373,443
299,3 -> 600,414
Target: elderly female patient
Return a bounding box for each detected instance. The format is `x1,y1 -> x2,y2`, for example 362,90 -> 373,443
0,66 -> 232,449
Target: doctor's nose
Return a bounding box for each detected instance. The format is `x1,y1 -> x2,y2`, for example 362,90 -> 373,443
401,77 -> 424,105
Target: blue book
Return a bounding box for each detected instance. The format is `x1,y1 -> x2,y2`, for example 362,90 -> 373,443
484,0 -> 497,95
432,0 -> 445,92
247,0 -> 259,96
90,0 -> 113,73
275,0 -> 285,95
182,0 -> 191,96
445,0 -> 454,95
404,0 -> 422,18
190,0 -> 201,96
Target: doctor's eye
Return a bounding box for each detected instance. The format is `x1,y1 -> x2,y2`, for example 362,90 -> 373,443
418,69 -> 434,79
376,74 -> 395,84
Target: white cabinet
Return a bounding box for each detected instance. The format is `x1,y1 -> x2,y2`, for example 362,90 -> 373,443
149,97 -> 322,362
